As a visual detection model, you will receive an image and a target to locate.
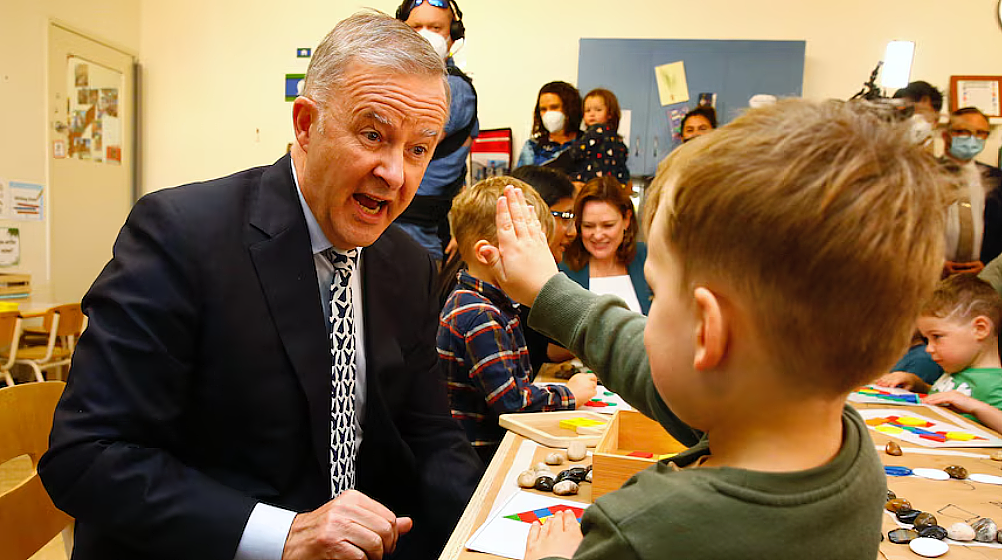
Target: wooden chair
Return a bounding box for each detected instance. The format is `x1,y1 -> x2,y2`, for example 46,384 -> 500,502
15,304 -> 83,382
0,312 -> 21,387
0,381 -> 73,560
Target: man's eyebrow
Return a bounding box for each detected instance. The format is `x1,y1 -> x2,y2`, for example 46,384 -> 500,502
419,128 -> 440,138
361,110 -> 392,126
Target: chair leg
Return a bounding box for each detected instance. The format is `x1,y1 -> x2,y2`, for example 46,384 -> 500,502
29,362 -> 44,383
2,370 -> 12,387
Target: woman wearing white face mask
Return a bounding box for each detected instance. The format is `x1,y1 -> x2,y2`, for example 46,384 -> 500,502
516,81 -> 583,168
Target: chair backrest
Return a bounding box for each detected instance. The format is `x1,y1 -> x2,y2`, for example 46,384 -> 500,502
0,311 -> 19,351
0,381 -> 72,560
42,304 -> 84,338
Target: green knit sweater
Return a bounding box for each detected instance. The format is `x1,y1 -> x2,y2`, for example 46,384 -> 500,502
528,274 -> 886,559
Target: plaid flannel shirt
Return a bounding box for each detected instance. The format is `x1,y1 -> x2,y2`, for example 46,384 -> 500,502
438,271 -> 575,450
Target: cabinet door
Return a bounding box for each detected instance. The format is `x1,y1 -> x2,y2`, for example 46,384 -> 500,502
648,40 -> 805,174
579,39 -> 805,177
578,39 -> 655,177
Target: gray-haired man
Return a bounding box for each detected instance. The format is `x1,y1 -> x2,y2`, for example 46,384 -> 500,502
40,11 -> 480,560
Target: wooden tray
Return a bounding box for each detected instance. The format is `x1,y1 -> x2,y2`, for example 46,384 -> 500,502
592,409 -> 690,499
498,410 -> 610,448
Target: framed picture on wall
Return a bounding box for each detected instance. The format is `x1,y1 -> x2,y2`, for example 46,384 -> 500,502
950,75 -> 1002,117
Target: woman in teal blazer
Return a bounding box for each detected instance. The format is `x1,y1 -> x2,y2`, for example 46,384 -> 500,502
558,176 -> 652,314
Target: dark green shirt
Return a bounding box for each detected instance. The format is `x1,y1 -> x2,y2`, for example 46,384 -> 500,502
528,274 -> 886,559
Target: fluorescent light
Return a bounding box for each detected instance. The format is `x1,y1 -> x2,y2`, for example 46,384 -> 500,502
880,41 -> 914,89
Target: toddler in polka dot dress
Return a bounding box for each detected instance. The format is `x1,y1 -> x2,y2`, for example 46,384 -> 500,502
568,88 -> 630,186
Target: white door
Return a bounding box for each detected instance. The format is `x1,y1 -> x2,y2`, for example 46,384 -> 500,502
48,24 -> 134,304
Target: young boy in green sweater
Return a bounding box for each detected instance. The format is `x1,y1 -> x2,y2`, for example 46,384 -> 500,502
477,99 -> 953,559
878,274 -> 1002,426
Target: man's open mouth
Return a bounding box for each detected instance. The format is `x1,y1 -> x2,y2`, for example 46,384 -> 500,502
354,194 -> 386,215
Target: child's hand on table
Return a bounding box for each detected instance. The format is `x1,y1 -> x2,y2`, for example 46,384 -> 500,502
567,372 -> 598,406
923,390 -> 990,415
524,510 -> 583,560
875,371 -> 924,391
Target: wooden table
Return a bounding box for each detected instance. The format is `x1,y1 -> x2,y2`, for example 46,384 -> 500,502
440,401 -> 1002,560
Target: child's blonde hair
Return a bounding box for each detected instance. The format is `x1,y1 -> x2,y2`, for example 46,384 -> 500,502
922,274 -> 1002,336
450,177 -> 554,259
649,99 -> 954,394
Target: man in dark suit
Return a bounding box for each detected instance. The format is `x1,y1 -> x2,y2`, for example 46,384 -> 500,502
940,107 -> 1002,268
38,11 -> 480,560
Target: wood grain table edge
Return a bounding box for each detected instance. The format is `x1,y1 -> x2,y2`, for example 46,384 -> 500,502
439,432 -> 526,560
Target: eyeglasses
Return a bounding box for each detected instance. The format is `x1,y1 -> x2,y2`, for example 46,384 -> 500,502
411,0 -> 449,8
551,211 -> 574,221
950,128 -> 990,140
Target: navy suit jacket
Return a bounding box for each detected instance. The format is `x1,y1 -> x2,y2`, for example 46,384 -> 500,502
39,155 -> 480,560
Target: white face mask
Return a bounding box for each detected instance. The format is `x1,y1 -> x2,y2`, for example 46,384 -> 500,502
909,114 -> 933,145
416,28 -> 449,62
542,110 -> 566,134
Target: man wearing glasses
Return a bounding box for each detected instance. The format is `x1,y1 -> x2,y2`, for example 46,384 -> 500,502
941,107 -> 1002,269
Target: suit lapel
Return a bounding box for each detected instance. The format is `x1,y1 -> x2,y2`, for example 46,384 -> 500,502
360,234 -> 405,421
247,155 -> 331,475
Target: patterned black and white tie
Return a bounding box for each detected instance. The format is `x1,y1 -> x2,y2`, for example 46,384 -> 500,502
326,247 -> 359,498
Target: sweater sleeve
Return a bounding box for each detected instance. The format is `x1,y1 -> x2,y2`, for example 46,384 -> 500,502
527,274 -> 701,446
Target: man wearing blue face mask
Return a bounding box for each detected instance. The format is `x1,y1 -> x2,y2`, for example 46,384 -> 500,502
941,107 -> 1002,270
395,0 -> 479,264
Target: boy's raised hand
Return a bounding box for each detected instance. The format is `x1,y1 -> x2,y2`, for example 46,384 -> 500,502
567,372 -> 598,407
524,510 -> 583,560
478,185 -> 559,307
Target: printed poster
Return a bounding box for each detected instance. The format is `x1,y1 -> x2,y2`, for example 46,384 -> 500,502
0,228 -> 20,267
9,181 -> 44,221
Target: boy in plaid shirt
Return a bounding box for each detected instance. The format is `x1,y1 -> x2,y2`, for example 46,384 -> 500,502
438,177 -> 597,465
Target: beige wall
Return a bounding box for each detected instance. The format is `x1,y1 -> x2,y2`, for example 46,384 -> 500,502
0,0 -> 140,298
139,0 -> 1002,195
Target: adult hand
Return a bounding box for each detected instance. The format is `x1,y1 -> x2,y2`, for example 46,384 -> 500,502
477,186 -> 559,307
566,372 -> 598,407
875,372 -> 923,391
524,509 -> 583,560
281,490 -> 412,560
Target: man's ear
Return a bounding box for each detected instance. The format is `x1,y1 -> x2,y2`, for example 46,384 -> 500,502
292,96 -> 320,152
971,315 -> 993,341
693,287 -> 726,371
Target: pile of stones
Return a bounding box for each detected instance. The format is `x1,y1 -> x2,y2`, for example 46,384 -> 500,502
517,442 -> 592,497
885,490 -> 1001,549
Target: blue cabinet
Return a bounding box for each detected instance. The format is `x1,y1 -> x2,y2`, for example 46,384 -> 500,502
578,39 -> 806,176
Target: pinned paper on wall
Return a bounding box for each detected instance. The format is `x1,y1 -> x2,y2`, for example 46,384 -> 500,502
66,57 -> 123,164
9,182 -> 44,221
619,109 -> 631,148
466,491 -> 589,559
0,228 -> 21,267
655,61 -> 690,106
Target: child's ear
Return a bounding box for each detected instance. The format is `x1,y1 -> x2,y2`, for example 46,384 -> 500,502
971,315 -> 994,341
472,240 -> 491,266
693,287 -> 726,370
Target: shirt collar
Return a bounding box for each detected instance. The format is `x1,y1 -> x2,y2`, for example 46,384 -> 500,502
457,269 -> 517,311
290,156 -> 362,258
